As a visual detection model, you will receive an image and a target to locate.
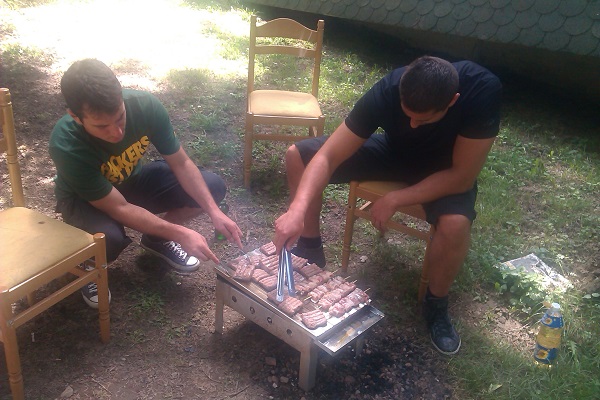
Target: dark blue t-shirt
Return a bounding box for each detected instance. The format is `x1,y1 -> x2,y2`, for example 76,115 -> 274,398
345,61 -> 502,173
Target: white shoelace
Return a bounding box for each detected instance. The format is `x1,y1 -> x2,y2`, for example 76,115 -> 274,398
165,241 -> 189,261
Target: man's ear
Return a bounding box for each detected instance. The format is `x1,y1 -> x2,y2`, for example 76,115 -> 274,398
448,93 -> 460,108
67,108 -> 83,125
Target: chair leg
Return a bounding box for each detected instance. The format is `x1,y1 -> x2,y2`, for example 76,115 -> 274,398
341,181 -> 359,274
243,118 -> 254,188
316,115 -> 325,137
1,299 -> 25,400
93,233 -> 111,343
417,225 -> 435,304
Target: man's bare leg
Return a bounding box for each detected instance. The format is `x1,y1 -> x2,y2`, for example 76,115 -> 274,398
422,213 -> 470,355
426,214 -> 471,297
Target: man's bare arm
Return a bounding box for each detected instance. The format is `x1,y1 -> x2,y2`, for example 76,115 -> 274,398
163,146 -> 243,248
274,122 -> 366,250
369,135 -> 496,231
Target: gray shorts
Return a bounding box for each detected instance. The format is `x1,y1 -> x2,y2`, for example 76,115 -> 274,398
56,160 -> 226,262
294,135 -> 478,225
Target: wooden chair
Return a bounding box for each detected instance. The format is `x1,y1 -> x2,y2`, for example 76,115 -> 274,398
341,181 -> 435,303
244,15 -> 325,188
0,88 -> 110,400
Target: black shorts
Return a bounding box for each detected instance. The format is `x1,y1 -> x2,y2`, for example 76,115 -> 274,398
295,135 -> 478,225
56,160 -> 226,262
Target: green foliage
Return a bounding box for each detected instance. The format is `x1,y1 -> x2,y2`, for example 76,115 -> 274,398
0,42 -> 54,71
163,68 -> 212,98
493,265 -> 547,314
189,130 -> 238,167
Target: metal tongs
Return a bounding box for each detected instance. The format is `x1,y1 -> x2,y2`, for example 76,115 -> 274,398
276,245 -> 296,301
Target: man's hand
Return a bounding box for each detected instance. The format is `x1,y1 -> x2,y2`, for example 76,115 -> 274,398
369,193 -> 398,234
274,209 -> 305,253
178,228 -> 219,264
212,211 -> 244,250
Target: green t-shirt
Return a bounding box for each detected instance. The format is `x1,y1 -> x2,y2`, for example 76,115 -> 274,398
49,89 -> 180,202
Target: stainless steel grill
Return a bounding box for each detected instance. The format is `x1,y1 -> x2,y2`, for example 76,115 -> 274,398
214,249 -> 384,391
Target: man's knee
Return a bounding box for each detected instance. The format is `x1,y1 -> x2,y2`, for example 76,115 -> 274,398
104,228 -> 132,263
285,144 -> 304,171
201,171 -> 226,204
434,214 -> 471,243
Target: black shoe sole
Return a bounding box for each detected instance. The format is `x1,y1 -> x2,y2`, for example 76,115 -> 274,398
430,335 -> 461,355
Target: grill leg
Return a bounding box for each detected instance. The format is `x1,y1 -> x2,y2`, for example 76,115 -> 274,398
298,343 -> 319,391
215,278 -> 225,334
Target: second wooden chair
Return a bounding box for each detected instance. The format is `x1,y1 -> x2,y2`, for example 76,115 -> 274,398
244,15 -> 325,188
341,180 -> 434,303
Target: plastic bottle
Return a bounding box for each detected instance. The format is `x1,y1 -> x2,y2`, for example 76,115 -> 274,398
533,302 -> 564,366
214,201 -> 229,241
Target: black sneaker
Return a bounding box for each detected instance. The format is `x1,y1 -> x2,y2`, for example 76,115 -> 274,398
291,245 -> 326,268
79,262 -> 111,309
140,235 -> 200,275
423,293 -> 461,355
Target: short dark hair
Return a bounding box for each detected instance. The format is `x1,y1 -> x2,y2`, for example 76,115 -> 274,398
60,59 -> 123,119
399,56 -> 459,112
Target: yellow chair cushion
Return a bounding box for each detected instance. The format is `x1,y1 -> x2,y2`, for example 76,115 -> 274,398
249,90 -> 322,118
0,207 -> 94,289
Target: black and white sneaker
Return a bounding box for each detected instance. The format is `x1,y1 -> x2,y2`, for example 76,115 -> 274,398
140,235 -> 200,275
423,292 -> 461,355
79,262 -> 111,309
81,282 -> 111,309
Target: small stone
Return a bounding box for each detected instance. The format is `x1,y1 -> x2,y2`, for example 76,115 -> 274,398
60,385 -> 74,398
265,356 -> 276,366
359,256 -> 368,263
280,376 -> 289,383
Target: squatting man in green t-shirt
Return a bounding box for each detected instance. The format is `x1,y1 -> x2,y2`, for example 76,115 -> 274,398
49,59 -> 243,308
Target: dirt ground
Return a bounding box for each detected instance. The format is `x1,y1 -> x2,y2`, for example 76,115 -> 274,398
1,2 -> 587,400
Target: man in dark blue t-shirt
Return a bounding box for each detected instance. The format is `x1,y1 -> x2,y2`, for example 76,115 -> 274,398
274,56 -> 502,355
